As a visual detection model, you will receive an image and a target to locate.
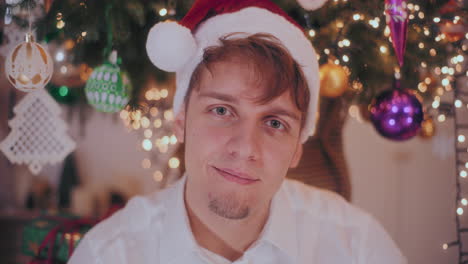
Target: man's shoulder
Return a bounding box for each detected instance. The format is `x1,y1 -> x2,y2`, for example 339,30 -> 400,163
282,178 -> 371,226
80,183 -> 177,251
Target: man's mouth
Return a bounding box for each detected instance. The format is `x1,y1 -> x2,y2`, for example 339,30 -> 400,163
212,166 -> 259,185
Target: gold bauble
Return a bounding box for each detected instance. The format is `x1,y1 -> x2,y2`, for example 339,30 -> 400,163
319,63 -> 349,98
4,33 -> 53,92
419,116 -> 436,139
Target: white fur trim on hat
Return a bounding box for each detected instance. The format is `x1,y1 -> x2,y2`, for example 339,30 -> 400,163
297,0 -> 329,10
173,7 -> 320,143
146,21 -> 197,72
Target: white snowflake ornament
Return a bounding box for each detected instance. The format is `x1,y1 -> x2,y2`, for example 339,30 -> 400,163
0,89 -> 76,175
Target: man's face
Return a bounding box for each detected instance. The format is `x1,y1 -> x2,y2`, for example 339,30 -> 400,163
174,60 -> 303,220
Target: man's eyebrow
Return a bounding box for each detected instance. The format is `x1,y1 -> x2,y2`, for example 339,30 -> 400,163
267,107 -> 300,121
198,92 -> 239,104
198,92 -> 300,121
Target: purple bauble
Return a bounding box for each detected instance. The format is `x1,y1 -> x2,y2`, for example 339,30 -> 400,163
370,89 -> 423,141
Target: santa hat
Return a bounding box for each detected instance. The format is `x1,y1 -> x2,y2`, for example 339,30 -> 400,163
146,0 -> 328,143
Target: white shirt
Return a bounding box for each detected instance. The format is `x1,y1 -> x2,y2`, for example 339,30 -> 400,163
69,176 -> 407,264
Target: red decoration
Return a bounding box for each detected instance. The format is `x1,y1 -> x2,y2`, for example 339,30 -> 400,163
439,20 -> 465,43
44,0 -> 54,13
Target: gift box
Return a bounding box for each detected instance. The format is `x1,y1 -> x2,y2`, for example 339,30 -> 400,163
21,212 -> 94,263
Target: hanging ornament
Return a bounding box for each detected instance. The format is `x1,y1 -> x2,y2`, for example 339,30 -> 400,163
439,20 -> 466,43
369,85 -> 423,141
385,0 -> 408,66
85,51 -> 131,113
419,115 -> 436,139
0,89 -> 76,175
5,33 -> 54,92
439,0 -> 460,15
319,63 -> 349,98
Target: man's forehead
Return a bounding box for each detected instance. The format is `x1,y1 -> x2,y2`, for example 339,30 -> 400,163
195,61 -> 294,105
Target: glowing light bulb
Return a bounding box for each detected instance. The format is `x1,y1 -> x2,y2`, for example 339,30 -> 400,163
159,8 -> 168,16
460,170 -> 467,178
336,20 -> 344,28
153,171 -> 163,182
308,29 -> 316,37
170,135 -> 178,144
462,198 -> 468,206
55,51 -> 65,62
160,89 -> 168,98
437,114 -> 445,122
142,139 -> 153,151
442,78 -> 450,86
169,157 -> 180,169
162,136 -> 170,145
144,129 -> 153,138
380,46 -> 388,54
164,110 -> 174,121
56,20 -> 65,29
154,119 -> 162,128
141,117 -> 150,128
459,135 -> 466,143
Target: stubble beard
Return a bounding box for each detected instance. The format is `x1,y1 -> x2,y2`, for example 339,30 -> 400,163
208,193 -> 250,220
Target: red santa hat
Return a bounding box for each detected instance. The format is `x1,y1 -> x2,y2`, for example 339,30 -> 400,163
146,0 -> 328,143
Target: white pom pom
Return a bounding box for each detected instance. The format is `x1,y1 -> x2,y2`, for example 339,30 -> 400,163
297,0 -> 328,10
146,21 -> 197,72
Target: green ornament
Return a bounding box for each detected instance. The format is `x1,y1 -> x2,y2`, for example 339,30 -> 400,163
85,55 -> 131,113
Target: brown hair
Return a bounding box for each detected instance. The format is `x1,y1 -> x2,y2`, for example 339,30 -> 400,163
185,33 -> 310,128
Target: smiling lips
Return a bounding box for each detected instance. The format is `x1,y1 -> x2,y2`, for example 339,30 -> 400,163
212,166 -> 259,185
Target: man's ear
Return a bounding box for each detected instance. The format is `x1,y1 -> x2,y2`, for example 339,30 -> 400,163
289,142 -> 303,168
173,104 -> 186,144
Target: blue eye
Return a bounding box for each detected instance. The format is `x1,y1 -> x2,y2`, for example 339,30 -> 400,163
211,106 -> 230,116
267,119 -> 285,130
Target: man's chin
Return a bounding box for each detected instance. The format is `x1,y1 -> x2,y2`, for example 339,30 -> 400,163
208,194 -> 250,220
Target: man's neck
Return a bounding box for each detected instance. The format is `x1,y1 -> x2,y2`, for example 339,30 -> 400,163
184,190 -> 270,262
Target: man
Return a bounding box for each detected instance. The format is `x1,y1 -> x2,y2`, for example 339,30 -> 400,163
69,0 -> 407,263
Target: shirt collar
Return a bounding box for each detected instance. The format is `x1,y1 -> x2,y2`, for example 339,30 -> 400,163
258,182 -> 299,262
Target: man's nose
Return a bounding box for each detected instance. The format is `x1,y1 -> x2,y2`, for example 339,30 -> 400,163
226,120 -> 261,162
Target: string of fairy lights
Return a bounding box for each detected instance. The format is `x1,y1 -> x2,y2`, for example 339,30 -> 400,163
442,56 -> 468,262
119,84 -> 182,184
